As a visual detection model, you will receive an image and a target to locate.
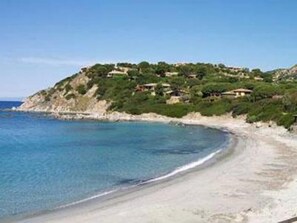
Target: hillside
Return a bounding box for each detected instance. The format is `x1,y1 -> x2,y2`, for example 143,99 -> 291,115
19,62 -> 297,128
19,69 -> 109,113
272,65 -> 297,81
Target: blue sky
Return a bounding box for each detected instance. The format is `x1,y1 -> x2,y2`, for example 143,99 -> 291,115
0,0 -> 297,99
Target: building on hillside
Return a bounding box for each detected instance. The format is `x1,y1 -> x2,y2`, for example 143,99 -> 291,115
135,83 -> 171,96
209,92 -> 223,97
175,63 -> 187,67
222,88 -> 253,98
107,70 -> 127,78
117,66 -> 132,73
226,66 -> 245,72
254,76 -> 264,81
143,83 -> 157,91
164,89 -> 184,97
222,72 -> 249,79
165,72 -> 179,77
188,74 -> 197,79
221,91 -> 237,99
165,89 -> 190,104
233,88 -> 253,97
161,83 -> 171,91
107,66 -> 134,78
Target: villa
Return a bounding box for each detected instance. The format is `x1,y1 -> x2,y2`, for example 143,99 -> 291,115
254,76 -> 264,81
188,74 -> 197,79
222,88 -> 253,98
233,88 -> 253,96
142,83 -> 157,91
107,66 -> 133,78
165,72 -> 179,77
221,91 -> 237,98
136,83 -> 171,96
165,89 -> 189,104
107,70 -> 127,78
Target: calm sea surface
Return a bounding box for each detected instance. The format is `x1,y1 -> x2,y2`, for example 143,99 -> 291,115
0,101 -> 229,219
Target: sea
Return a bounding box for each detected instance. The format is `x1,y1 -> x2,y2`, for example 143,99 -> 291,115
0,101 -> 229,220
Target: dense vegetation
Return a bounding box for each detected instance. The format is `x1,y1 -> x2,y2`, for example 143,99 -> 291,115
52,62 -> 297,128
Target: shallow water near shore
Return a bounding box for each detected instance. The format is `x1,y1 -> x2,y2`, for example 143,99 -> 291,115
0,101 -> 229,220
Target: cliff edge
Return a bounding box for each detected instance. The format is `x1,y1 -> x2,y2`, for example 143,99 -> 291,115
19,68 -> 110,114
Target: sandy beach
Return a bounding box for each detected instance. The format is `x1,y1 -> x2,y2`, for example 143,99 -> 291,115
12,112 -> 297,223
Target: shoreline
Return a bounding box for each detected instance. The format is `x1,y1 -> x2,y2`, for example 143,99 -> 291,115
8,110 -> 297,222
3,112 -> 234,223
55,134 -> 232,209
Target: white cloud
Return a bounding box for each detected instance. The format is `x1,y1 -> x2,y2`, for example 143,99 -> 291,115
19,57 -> 100,66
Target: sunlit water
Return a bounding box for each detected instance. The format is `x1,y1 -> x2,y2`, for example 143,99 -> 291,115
0,101 -> 229,219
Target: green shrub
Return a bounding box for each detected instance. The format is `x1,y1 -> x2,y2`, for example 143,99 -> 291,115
76,84 -> 87,95
246,115 -> 258,123
201,83 -> 232,97
277,114 -> 295,129
252,84 -> 283,101
64,83 -> 73,94
66,93 -> 76,100
147,104 -> 195,118
232,102 -> 251,117
196,99 -> 233,116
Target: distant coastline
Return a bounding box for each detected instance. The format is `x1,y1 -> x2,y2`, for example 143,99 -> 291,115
0,98 -> 24,102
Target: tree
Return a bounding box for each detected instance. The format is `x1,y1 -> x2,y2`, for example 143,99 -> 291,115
251,68 -> 263,76
201,84 -> 230,97
127,69 -> 140,78
178,65 -> 192,77
251,84 -> 282,101
196,67 -> 207,80
218,63 -> 226,69
117,62 -> 134,68
169,77 -> 186,92
96,66 -> 108,77
65,83 -> 73,93
155,62 -> 170,77
190,85 -> 203,98
138,61 -> 150,71
88,64 -> 113,77
282,92 -> 297,112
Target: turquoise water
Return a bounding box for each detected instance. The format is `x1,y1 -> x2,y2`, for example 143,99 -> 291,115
0,101 -> 229,220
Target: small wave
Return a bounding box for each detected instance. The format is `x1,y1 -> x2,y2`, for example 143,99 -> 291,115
146,148 -> 222,183
55,189 -> 118,209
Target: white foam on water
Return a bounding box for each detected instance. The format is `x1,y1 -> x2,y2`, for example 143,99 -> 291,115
146,149 -> 222,183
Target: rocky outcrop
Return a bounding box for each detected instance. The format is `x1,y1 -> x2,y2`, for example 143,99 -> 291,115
18,70 -> 110,114
273,65 -> 297,81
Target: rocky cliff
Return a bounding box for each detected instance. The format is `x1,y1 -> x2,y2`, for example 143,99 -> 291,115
19,69 -> 110,114
272,65 -> 297,81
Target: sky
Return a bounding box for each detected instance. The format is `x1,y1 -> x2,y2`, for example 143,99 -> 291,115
0,0 -> 297,99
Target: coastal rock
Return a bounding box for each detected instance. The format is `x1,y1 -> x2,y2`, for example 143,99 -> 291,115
18,71 -> 110,115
